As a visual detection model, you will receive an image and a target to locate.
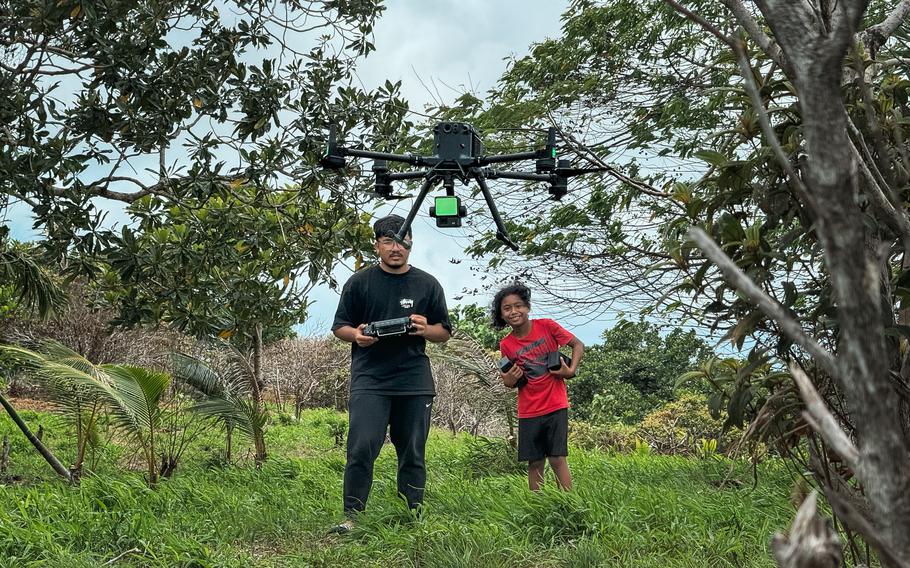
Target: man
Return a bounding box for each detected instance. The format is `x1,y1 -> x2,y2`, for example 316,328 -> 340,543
331,214 -> 451,532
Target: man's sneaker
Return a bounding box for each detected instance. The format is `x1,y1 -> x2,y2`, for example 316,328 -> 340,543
328,519 -> 355,535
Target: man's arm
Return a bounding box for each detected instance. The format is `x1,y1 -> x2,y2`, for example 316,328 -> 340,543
333,324 -> 378,348
408,315 -> 451,343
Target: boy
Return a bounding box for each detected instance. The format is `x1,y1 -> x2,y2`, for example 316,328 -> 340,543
493,283 -> 583,491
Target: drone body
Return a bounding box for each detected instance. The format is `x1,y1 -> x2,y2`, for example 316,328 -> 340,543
320,122 -> 602,250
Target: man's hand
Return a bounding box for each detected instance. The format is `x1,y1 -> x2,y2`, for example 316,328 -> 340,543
552,359 -> 576,380
408,314 -> 430,336
500,363 -> 525,388
408,314 -> 451,343
353,324 -> 379,348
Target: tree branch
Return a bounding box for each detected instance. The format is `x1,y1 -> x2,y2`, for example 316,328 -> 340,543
688,227 -> 838,378
863,0 -> 910,57
787,362 -> 861,474
720,0 -> 793,75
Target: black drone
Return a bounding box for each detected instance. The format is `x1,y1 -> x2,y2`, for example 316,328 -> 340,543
319,122 -> 603,250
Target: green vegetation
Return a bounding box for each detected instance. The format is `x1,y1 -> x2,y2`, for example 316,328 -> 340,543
1,407 -> 795,568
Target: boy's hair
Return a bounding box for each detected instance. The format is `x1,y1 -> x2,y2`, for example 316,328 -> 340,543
373,214 -> 411,240
491,283 -> 531,329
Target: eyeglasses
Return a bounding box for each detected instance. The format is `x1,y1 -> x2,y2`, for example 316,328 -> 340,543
377,237 -> 412,248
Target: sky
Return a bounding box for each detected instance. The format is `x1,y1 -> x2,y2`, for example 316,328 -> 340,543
3,1 -> 627,345
302,0 -> 624,344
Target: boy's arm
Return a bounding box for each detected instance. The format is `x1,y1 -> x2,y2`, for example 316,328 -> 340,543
553,336 -> 584,379
567,337 -> 584,374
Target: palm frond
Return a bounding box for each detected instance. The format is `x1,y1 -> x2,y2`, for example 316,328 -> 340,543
99,365 -> 170,437
0,240 -> 65,319
170,351 -> 263,440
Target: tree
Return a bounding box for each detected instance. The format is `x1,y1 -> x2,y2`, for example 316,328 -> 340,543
569,320 -> 712,422
446,0 -> 910,564
100,186 -> 373,464
1,0 -> 405,265
0,227 -> 63,319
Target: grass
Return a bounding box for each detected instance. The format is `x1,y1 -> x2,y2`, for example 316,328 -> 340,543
0,407 -> 796,567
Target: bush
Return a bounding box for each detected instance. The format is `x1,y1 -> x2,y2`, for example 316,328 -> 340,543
454,436 -> 525,479
589,380 -> 651,425
568,420 -> 637,452
634,394 -> 736,456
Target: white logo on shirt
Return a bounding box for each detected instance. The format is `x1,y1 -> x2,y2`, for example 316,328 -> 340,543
400,298 -> 414,308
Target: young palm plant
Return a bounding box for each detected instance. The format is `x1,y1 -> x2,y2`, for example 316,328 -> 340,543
170,350 -> 268,466
0,342 -> 170,486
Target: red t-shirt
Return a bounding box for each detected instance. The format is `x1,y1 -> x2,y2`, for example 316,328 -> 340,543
499,318 -> 575,418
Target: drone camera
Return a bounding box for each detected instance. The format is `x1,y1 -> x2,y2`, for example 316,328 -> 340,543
434,122 -> 483,162
429,195 -> 467,228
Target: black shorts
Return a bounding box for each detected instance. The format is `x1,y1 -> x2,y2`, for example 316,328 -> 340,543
517,408 -> 568,462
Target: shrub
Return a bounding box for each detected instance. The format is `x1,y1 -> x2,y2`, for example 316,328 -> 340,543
589,380 -> 650,425
634,393 -> 736,456
568,420 -> 637,452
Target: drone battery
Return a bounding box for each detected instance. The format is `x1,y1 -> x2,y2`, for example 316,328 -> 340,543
363,317 -> 414,337
498,357 -> 514,373
547,351 -> 571,371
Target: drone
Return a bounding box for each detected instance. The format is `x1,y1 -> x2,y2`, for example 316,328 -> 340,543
319,122 -> 604,251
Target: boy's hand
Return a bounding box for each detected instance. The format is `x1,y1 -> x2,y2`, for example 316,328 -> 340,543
500,364 -> 525,388
552,359 -> 576,379
354,324 -> 379,348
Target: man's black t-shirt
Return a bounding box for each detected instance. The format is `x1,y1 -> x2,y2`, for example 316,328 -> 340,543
332,264 -> 451,395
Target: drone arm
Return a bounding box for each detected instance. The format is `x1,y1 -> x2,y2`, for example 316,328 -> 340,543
345,148 -> 427,167
387,171 -> 431,181
483,169 -> 553,182
478,151 -> 539,166
474,171 -> 519,251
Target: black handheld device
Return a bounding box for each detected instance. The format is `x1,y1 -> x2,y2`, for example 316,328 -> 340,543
499,357 -> 527,388
547,352 -> 572,372
362,317 -> 415,338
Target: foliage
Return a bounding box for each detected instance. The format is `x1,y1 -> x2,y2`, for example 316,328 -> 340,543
0,229 -> 64,319
170,350 -> 268,465
589,379 -> 650,425
102,187 -> 373,348
0,0 -> 403,266
569,320 -> 712,421
635,394 -> 735,457
0,341 -> 170,485
0,406 -> 796,568
676,350 -> 792,431
448,303 -> 507,351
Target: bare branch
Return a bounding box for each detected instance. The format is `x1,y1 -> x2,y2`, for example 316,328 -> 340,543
771,492 -> 843,568
688,227 -> 838,378
720,0 -> 793,75
663,0 -> 735,48
787,362 -> 860,474
732,33 -> 811,203
863,0 -> 910,57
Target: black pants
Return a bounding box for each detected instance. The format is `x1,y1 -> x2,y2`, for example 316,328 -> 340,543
343,392 -> 433,515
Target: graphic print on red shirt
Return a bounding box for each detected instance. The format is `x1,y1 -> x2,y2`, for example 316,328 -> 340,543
499,318 -> 575,418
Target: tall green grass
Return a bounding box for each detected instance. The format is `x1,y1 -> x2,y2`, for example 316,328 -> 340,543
1,407 -> 794,567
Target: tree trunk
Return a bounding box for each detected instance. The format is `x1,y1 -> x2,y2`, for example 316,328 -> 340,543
251,323 -> 267,466
751,2 -> 910,563
0,392 -> 73,484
